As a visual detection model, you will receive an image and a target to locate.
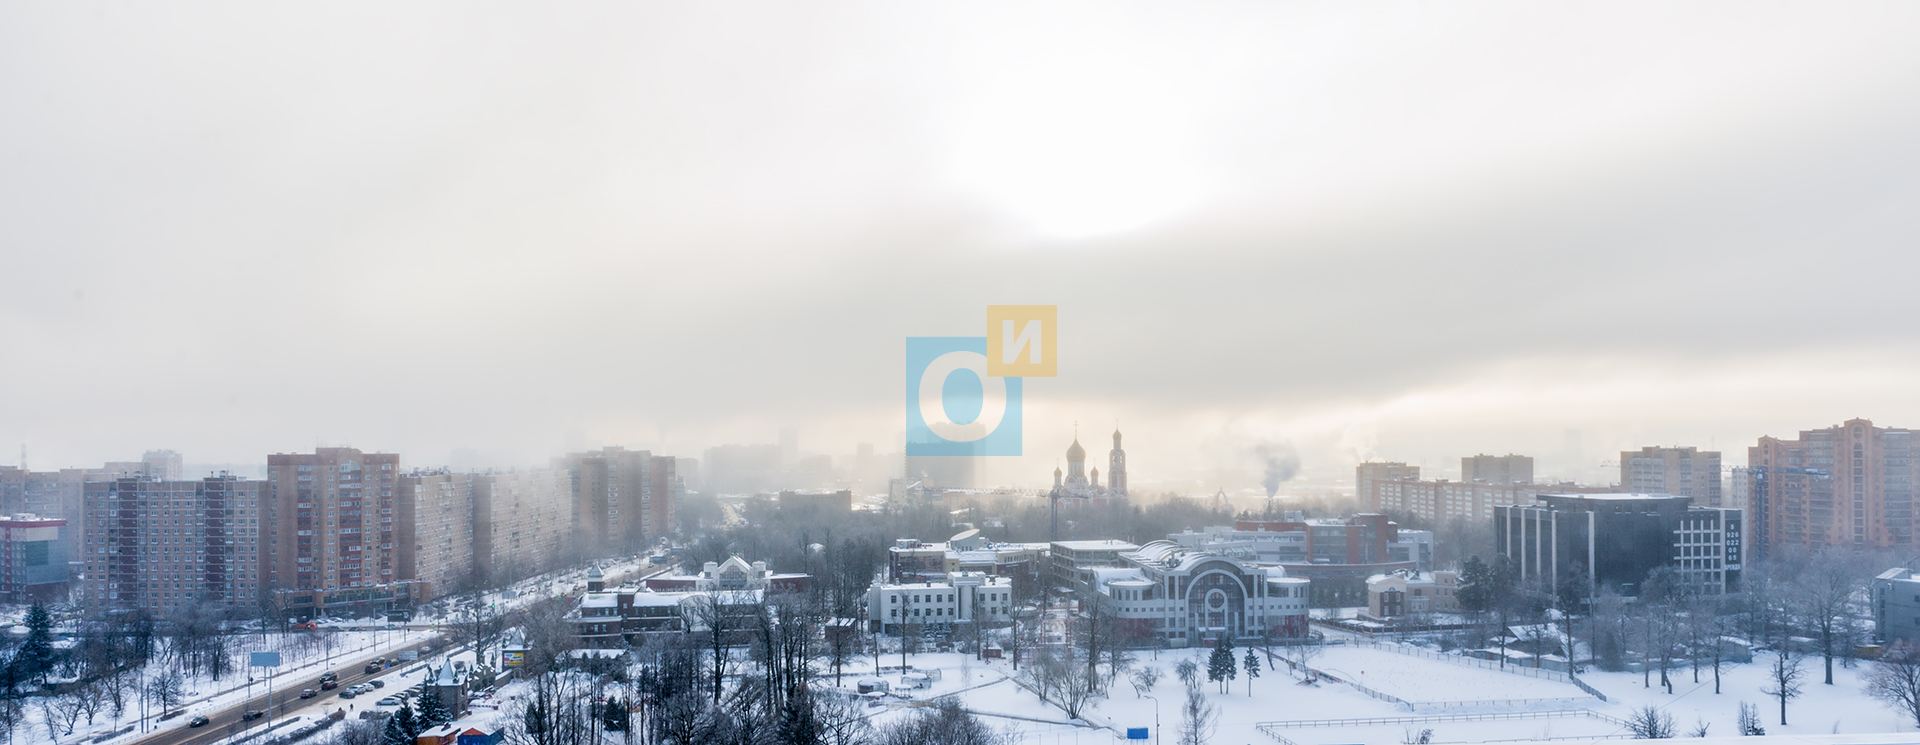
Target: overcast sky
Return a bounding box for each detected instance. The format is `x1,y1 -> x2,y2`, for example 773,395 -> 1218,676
6,2 -> 1920,490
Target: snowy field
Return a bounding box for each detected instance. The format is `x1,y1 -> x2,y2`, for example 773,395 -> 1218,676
1309,645 -> 1590,705
858,643 -> 1920,745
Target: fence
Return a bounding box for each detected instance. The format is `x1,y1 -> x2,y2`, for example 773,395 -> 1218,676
1350,639 -> 1577,683
1412,697 -> 1597,711
1255,708 -> 1632,744
1567,673 -> 1610,702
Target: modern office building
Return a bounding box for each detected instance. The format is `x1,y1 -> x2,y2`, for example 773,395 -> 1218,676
1462,454 -> 1533,486
1621,446 -> 1722,507
1750,419 -> 1917,555
1086,541 -> 1310,646
1495,493 -> 1743,597
1047,539 -> 1140,592
1356,462 -> 1421,512
80,475 -> 266,612
265,448 -> 412,614
1874,568 -> 1920,645
0,514 -> 69,603
0,468 -> 87,552
472,468 -> 570,583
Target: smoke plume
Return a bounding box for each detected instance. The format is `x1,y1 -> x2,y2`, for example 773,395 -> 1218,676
1251,441 -> 1300,497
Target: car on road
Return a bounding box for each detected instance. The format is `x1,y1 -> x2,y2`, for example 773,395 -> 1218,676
320,681 -> 338,690
189,716 -> 210,728
300,689 -> 316,699
243,711 -> 265,721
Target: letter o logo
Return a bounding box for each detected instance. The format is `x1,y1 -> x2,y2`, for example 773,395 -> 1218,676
917,351 -> 1006,443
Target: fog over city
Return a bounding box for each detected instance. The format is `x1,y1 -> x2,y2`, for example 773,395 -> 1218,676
7,3 -> 1920,489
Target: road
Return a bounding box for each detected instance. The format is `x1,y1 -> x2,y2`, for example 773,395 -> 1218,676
131,635 -> 442,745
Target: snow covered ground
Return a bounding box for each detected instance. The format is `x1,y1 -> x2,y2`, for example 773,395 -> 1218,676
855,643 -> 1920,744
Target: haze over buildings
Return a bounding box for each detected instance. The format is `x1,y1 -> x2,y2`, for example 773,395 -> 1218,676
7,5 -> 1920,495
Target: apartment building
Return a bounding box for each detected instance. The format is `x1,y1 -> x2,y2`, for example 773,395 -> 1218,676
473,468 -> 570,583
1750,419 -> 1918,555
1356,462 -> 1420,512
397,469 -> 475,598
1365,477 -> 1611,524
266,448 -> 412,613
0,468 -> 87,550
567,447 -> 658,555
1462,454 -> 1533,485
80,475 -> 266,612
1621,446 -> 1722,507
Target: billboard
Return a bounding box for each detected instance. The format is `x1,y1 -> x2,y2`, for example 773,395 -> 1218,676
250,651 -> 282,667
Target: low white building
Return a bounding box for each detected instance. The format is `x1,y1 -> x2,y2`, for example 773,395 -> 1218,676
1087,540 -> 1310,647
866,572 -> 1014,635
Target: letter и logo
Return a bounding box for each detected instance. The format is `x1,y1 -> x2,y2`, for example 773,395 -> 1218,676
986,305 -> 1057,378
905,337 -> 1022,456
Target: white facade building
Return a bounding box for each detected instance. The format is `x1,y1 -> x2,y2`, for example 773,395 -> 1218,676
866,572 -> 1014,635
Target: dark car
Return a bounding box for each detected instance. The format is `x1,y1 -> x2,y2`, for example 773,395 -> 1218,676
320,681 -> 338,691
188,716 -> 210,728
370,680 -> 385,688
339,690 -> 357,699
243,711 -> 265,721
300,689 -> 316,699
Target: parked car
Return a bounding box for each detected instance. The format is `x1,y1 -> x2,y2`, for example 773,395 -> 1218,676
339,690 -> 357,699
369,680 -> 385,688
243,711 -> 265,721
300,689 -> 316,699
376,698 -> 400,707
188,716 -> 210,728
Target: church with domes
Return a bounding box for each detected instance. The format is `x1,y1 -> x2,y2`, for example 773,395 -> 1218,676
1048,428 -> 1128,505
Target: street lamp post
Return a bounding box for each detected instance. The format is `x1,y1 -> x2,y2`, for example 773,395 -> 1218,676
1141,694 -> 1161,745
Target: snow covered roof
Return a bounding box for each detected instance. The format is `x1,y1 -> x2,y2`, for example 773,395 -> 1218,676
580,593 -> 617,609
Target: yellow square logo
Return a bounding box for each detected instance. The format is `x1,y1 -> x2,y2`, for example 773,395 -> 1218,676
986,305 -> 1057,377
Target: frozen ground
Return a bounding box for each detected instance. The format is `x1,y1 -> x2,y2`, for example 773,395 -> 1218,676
862,644 -> 1920,744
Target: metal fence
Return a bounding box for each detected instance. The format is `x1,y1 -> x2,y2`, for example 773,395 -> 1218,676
1254,708 -> 1631,744
1350,639 -> 1576,683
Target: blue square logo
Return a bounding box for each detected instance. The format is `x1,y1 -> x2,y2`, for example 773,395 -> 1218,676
906,337 -> 1022,456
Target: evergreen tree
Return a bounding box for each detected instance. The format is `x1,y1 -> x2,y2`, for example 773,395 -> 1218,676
1244,649 -> 1260,696
16,604 -> 53,685
601,697 -> 628,732
1207,637 -> 1238,694
382,712 -> 414,745
396,702 -> 419,739
774,685 -> 820,745
416,689 -> 451,728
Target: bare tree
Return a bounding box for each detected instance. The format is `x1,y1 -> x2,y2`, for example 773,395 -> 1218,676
1762,648 -> 1805,726
1176,686 -> 1218,745
1867,640 -> 1920,727
1626,706 -> 1675,739
1130,666 -> 1163,698
1784,547 -> 1866,686
1736,701 -> 1765,736
815,690 -> 874,745
1175,658 -> 1199,690
147,669 -> 185,713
